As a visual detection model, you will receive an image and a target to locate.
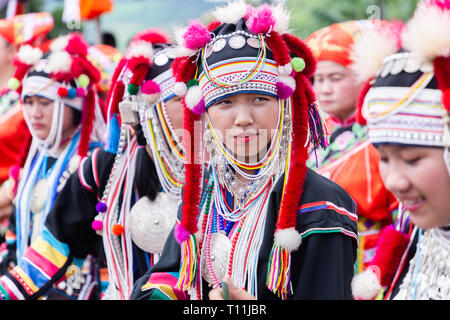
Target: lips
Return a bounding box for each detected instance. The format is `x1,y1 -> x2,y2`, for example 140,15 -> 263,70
400,197 -> 425,212
234,132 -> 258,143
32,123 -> 45,130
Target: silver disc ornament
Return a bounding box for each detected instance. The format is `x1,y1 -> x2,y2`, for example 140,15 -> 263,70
129,193 -> 178,254
30,178 -> 49,213
201,232 -> 232,285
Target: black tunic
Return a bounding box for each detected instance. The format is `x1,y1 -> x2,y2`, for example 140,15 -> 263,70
131,168 -> 358,300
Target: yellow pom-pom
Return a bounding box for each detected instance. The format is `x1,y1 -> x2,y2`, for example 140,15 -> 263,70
291,57 -> 305,72
77,74 -> 90,88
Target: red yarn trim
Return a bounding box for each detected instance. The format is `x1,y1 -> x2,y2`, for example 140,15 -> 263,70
105,58 -> 126,108
78,88 -> 96,157
370,225 -> 410,287
281,33 -> 317,78
433,56 -> 450,111
265,31 -> 291,67
109,80 -> 125,116
130,64 -> 149,86
173,56 -> 197,84
275,74 -> 310,230
180,97 -> 203,235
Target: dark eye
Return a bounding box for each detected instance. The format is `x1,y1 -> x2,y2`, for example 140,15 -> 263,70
404,157 -> 420,165
253,96 -> 269,103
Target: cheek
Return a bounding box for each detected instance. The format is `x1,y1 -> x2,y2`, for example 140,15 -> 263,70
207,109 -> 230,140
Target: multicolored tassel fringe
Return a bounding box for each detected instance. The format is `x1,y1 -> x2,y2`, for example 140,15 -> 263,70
175,233 -> 199,291
266,244 -> 293,300
308,102 -> 329,150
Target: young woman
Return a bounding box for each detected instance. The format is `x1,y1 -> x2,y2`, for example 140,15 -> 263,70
131,2 -> 357,300
0,29 -> 186,300
0,33 -> 107,300
305,20 -> 402,274
351,0 -> 450,300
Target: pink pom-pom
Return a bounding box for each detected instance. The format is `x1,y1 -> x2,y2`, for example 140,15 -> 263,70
76,87 -> 86,97
246,4 -> 275,34
183,21 -> 211,50
174,223 -> 191,244
191,99 -> 206,115
66,34 -> 88,56
141,80 -> 161,95
91,220 -> 103,231
276,77 -> 295,99
9,165 -> 20,181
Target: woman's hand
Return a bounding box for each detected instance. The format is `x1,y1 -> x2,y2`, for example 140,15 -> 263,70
208,276 -> 256,300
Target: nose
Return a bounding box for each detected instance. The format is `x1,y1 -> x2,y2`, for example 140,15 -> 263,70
315,79 -> 333,96
233,104 -> 254,129
28,102 -> 44,119
382,162 -> 411,196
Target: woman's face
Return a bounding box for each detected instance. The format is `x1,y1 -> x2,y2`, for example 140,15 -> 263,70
207,93 -> 279,162
23,95 -> 76,143
313,60 -> 361,121
376,144 -> 450,230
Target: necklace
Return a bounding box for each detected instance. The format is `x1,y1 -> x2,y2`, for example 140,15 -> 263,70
395,227 -> 450,300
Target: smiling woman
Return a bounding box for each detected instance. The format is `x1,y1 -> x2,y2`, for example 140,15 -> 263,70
351,0 -> 450,301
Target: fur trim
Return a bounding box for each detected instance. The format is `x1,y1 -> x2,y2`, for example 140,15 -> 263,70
272,3 -> 291,34
434,57 -> 450,111
212,0 -> 248,24
126,40 -> 154,63
351,267 -> 382,300
351,22 -> 402,84
50,36 -> 69,52
276,76 -> 296,99
174,82 -> 188,96
402,0 -> 450,62
265,31 -> 291,66
78,88 -> 96,157
281,33 -> 317,78
184,85 -> 203,110
274,228 -> 302,252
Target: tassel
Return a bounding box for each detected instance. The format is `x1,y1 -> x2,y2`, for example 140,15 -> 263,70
266,244 -> 293,300
308,102 -> 329,150
175,233 -> 199,291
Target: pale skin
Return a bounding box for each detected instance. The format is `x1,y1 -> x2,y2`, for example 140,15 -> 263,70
206,93 -> 280,300
313,60 -> 362,121
0,96 -> 78,222
376,144 -> 450,230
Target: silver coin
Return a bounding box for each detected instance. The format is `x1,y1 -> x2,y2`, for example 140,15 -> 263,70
228,35 -> 246,50
212,38 -> 226,52
154,53 -> 169,66
129,193 -> 178,254
201,232 -> 232,285
247,37 -> 260,49
30,178 -> 49,213
204,44 -> 213,59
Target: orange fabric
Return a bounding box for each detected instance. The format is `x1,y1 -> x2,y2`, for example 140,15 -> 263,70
0,104 -> 28,183
80,0 -> 113,20
0,12 -> 53,46
318,140 -> 397,224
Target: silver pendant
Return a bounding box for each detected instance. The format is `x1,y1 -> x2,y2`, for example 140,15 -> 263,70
129,193 -> 178,254
201,232 -> 232,285
119,97 -> 139,125
30,178 -> 49,213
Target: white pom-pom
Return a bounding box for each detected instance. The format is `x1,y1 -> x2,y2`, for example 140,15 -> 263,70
184,85 -> 203,109
17,45 -> 43,65
126,40 -> 154,61
272,4 -> 291,34
142,93 -> 160,105
278,75 -> 296,90
45,51 -> 72,74
278,63 -> 293,76
350,26 -> 399,84
212,0 -> 248,24
50,36 -> 69,52
351,267 -> 382,300
174,82 -> 188,97
402,2 -> 450,62
274,228 -> 302,252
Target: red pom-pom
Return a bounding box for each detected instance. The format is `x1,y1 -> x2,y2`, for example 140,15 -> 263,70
57,86 -> 68,97
112,224 -> 124,236
66,34 -> 88,57
207,20 -> 222,32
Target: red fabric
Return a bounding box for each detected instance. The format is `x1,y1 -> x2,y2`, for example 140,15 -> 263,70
318,140 -> 397,224
0,104 -> 29,183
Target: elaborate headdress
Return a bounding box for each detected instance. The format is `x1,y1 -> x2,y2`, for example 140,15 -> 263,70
0,12 -> 53,46
9,32 -> 105,158
351,0 -> 450,300
90,28 -> 184,299
171,1 -> 326,298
